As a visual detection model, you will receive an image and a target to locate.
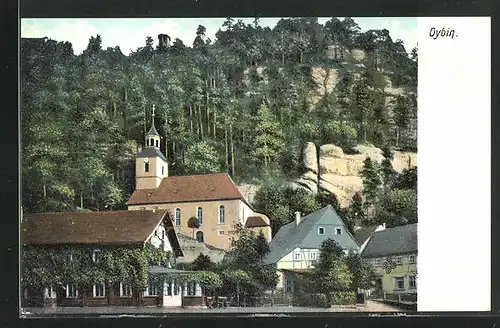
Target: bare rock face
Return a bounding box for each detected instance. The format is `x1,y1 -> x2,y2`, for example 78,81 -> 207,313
303,142 -> 319,174
351,49 -> 366,61
309,67 -> 340,108
298,142 -> 417,207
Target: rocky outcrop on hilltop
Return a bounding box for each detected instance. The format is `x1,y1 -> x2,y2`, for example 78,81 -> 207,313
295,143 -> 417,207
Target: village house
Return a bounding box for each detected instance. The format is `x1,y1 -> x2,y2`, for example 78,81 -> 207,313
126,109 -> 272,250
21,210 -> 205,308
361,223 -> 417,305
263,205 -> 360,294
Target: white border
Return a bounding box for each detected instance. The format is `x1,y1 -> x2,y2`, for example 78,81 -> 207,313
418,17 -> 491,311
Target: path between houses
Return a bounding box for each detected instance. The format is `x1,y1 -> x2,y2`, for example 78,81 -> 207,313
21,301 -> 406,317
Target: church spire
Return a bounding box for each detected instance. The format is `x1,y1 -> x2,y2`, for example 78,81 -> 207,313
145,104 -> 160,149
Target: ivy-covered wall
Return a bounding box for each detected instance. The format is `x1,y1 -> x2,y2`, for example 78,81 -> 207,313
21,243 -> 172,291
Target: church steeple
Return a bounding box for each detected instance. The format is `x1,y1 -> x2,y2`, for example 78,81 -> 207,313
145,104 -> 160,149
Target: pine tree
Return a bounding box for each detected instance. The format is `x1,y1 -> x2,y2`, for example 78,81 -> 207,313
381,146 -> 396,187
360,157 -> 383,208
251,101 -> 284,168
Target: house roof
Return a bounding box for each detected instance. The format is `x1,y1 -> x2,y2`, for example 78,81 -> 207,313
245,216 -> 269,228
22,210 -> 170,246
353,225 -> 381,245
263,205 -> 360,265
136,147 -> 167,162
361,223 -> 417,258
127,172 -> 249,206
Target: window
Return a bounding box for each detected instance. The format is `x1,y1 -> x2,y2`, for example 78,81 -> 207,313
161,229 -> 165,239
409,255 -> 416,264
145,162 -> 150,172
175,208 -> 181,226
162,166 -> 164,175
309,252 -> 317,261
92,249 -> 101,263
120,283 -> 132,297
219,205 -> 225,224
150,138 -> 154,146
146,139 -> 149,146
409,276 -> 417,289
318,227 -> 325,235
173,280 -> 179,296
196,231 -> 204,243
147,280 -> 158,296
166,281 -> 172,296
395,257 -> 402,265
293,252 -> 301,261
66,284 -> 77,298
46,286 -> 55,298
197,207 -> 203,224
335,228 -> 342,235
394,277 -> 405,290
155,140 -> 159,147
218,230 -> 225,236
93,284 -> 105,298
187,281 -> 196,296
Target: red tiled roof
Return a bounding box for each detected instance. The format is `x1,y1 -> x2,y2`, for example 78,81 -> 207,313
127,173 -> 248,206
22,210 -> 169,245
245,216 -> 270,228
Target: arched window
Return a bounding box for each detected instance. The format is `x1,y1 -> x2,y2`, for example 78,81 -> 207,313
150,138 -> 154,146
144,162 -> 149,172
197,207 -> 203,225
146,139 -> 149,146
196,231 -> 204,243
175,208 -> 181,226
155,140 -> 159,147
218,205 -> 225,224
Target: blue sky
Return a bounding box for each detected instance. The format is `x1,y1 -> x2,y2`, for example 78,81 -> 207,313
21,17 -> 417,55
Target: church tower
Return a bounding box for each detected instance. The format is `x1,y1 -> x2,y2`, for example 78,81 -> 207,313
135,105 -> 168,190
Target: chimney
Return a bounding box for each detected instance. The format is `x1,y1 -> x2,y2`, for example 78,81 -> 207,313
295,211 -> 301,226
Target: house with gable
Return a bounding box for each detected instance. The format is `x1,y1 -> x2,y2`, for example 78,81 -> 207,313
21,210 -> 204,308
126,108 -> 272,250
361,223 -> 417,305
263,205 -> 360,293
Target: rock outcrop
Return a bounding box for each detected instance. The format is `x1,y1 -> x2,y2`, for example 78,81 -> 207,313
309,67 -> 341,108
297,143 -> 417,207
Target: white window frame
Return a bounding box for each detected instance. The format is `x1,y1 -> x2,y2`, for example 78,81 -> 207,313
92,249 -> 101,263
394,277 -> 405,291
395,256 -> 403,265
409,254 -> 416,264
66,284 -> 78,298
309,252 -> 317,261
93,284 -> 106,298
147,281 -> 158,296
293,252 -> 301,261
197,207 -> 203,225
335,227 -> 342,235
318,227 -> 325,235
175,208 -> 181,226
218,205 -> 225,224
409,276 -> 417,289
218,230 -> 225,236
45,286 -> 55,299
120,282 -> 132,297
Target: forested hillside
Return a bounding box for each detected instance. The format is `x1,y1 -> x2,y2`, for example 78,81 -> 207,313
21,17 -> 417,230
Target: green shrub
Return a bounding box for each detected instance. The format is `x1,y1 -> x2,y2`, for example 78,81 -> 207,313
331,291 -> 356,305
295,293 -> 329,308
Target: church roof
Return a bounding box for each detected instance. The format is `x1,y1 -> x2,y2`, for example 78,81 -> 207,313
22,210 -> 172,246
147,123 -> 160,136
126,172 -> 250,206
136,147 -> 167,162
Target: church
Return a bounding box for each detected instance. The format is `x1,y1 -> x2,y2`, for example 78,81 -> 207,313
126,106 -> 272,250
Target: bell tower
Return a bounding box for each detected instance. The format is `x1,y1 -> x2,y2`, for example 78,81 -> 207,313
135,104 -> 168,190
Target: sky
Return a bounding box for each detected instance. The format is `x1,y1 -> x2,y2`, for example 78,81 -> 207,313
21,17 -> 417,56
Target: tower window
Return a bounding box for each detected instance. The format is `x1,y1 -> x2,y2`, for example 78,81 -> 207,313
144,162 -> 149,172
150,138 -> 154,146
155,140 -> 159,147
146,139 -> 149,146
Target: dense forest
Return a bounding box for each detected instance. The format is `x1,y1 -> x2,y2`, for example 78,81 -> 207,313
21,17 -> 417,230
